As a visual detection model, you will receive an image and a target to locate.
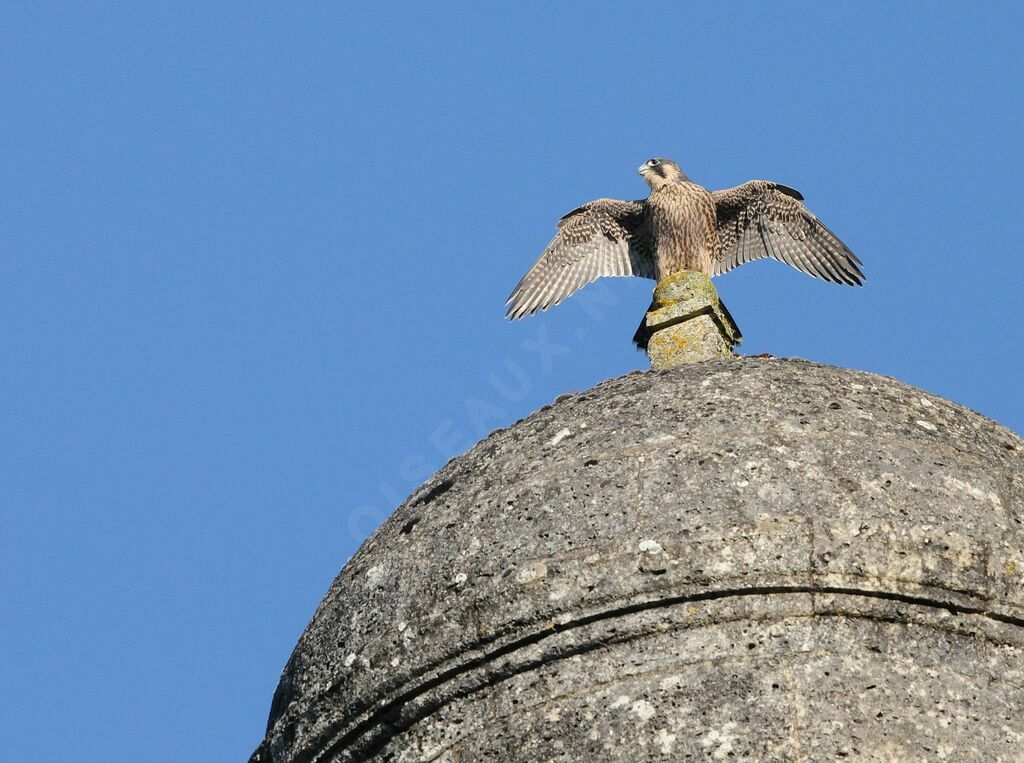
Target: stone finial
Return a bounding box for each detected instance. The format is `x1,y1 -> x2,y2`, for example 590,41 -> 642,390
632,270 -> 742,368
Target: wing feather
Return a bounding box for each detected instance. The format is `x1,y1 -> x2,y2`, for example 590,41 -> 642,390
505,199 -> 655,319
712,181 -> 864,286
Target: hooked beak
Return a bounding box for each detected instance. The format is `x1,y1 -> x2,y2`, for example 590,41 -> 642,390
637,163 -> 650,176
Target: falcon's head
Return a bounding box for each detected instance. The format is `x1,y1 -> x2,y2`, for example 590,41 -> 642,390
638,157 -> 689,188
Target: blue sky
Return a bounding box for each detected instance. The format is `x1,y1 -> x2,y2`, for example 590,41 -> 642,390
2,3 -> 1022,760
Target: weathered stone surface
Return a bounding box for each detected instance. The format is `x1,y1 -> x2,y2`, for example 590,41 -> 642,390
252,359 -> 1024,762
634,270 -> 742,367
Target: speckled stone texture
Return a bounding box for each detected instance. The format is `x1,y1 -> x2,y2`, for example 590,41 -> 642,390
633,270 -> 742,367
252,359 -> 1024,762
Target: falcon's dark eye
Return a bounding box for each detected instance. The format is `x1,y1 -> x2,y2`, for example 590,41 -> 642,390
648,159 -> 660,166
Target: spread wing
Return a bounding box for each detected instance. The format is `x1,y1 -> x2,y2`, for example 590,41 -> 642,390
712,181 -> 865,286
505,199 -> 655,319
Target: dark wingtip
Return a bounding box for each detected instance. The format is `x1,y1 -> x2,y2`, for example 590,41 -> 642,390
632,316 -> 651,350
845,259 -> 867,286
775,183 -> 804,201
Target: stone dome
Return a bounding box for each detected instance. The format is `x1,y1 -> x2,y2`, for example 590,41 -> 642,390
252,358 -> 1024,762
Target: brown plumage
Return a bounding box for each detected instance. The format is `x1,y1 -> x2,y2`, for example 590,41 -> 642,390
505,158 -> 864,320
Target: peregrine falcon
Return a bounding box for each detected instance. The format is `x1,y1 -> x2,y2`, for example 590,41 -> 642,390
505,158 -> 864,320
